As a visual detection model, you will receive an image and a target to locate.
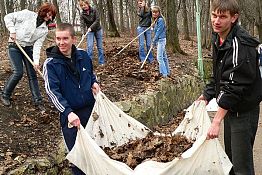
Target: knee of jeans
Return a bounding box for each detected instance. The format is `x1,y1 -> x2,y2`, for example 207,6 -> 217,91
13,71 -> 23,80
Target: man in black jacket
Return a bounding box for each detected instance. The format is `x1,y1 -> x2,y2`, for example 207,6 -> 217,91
197,0 -> 262,174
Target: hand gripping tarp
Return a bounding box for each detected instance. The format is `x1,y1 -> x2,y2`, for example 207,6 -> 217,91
66,93 -> 232,175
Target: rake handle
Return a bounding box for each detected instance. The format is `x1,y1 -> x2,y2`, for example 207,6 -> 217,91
15,41 -> 43,78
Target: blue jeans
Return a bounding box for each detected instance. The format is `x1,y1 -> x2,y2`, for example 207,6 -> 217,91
137,26 -> 153,63
224,106 -> 259,175
2,43 -> 42,104
86,29 -> 105,65
156,38 -> 170,77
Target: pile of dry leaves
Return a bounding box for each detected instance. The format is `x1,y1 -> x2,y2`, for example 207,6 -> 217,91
103,112 -> 193,169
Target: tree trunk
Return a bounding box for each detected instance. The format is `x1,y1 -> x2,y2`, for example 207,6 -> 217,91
125,0 -> 130,31
98,0 -> 106,32
106,0 -> 120,37
202,0 -> 210,49
257,24 -> 262,42
166,0 -> 184,54
20,0 -> 26,10
37,0 -> 42,9
119,0 -> 124,31
0,0 -> 7,33
53,0 -> 62,24
6,0 -> 14,13
130,0 -> 136,36
182,0 -> 190,40
257,0 -> 262,42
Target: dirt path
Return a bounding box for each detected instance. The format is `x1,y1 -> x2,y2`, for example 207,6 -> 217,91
216,103 -> 262,174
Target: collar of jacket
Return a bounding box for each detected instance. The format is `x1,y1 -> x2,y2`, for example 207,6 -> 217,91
82,7 -> 93,15
213,24 -> 260,50
46,45 -> 83,64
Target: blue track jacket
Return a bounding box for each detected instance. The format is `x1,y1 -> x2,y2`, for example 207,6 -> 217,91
43,45 -> 97,118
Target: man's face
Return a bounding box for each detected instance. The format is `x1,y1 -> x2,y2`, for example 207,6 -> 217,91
211,10 -> 238,36
55,30 -> 76,56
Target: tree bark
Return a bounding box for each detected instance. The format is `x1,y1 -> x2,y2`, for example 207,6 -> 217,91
6,0 -> 14,13
166,0 -> 185,54
106,0 -> 120,37
20,0 -> 26,10
98,0 -> 107,32
0,0 -> 7,33
119,0 -> 124,31
53,0 -> 62,24
182,0 -> 190,40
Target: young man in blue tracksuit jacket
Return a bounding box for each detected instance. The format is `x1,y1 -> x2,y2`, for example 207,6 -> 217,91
43,23 -> 100,175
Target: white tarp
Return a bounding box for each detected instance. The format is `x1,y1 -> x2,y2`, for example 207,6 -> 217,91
66,93 -> 232,175
86,92 -> 151,148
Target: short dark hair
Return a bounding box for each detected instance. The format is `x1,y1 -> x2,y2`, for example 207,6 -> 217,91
56,23 -> 76,36
211,0 -> 239,16
38,3 -> 57,20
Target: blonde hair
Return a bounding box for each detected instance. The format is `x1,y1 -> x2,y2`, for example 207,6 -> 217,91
79,0 -> 90,7
151,6 -> 166,24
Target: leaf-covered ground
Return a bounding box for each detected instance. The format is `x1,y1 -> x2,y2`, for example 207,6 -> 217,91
0,32 -> 209,173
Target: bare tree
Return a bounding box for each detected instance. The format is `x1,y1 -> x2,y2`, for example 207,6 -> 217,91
53,0 -> 62,23
166,0 -> 184,54
0,0 -> 7,33
119,0 -> 124,31
20,0 -> 26,10
6,0 -> 14,13
106,0 -> 120,36
181,0 -> 190,40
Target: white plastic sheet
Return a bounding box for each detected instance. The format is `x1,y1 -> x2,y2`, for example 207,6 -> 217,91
86,91 -> 151,148
67,94 -> 232,175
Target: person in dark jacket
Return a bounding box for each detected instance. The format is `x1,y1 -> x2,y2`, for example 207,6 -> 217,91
197,0 -> 262,174
43,23 -> 100,175
79,0 -> 105,65
137,0 -> 153,63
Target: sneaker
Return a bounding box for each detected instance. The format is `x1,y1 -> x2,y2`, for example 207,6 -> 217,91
0,95 -> 11,106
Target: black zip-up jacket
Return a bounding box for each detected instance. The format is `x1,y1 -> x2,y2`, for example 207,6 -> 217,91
80,7 -> 101,34
137,7 -> 152,27
203,24 -> 262,112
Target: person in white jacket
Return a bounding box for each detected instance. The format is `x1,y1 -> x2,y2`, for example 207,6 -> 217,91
0,3 -> 56,111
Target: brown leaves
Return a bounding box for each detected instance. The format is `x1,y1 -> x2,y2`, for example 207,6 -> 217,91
104,132 -> 193,169
103,112 -> 192,169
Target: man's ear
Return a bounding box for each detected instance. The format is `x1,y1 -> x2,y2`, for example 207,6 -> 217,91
73,36 -> 77,44
231,13 -> 239,24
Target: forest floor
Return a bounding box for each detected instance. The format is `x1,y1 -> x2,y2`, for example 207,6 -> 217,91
2,32 -> 261,174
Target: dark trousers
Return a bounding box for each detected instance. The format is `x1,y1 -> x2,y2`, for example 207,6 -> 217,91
2,44 -> 42,104
224,105 -> 259,175
61,105 -> 94,175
